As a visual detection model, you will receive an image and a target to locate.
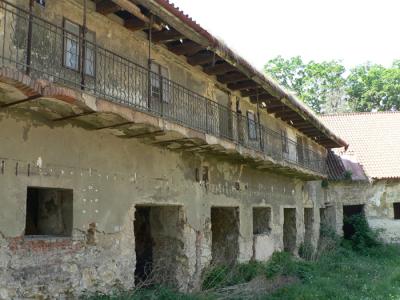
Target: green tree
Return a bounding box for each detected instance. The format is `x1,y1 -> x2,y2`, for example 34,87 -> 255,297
346,61 -> 400,112
264,56 -> 347,113
264,56 -> 400,113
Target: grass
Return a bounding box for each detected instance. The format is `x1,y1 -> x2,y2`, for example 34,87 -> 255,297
265,244 -> 400,300
86,215 -> 400,299
88,246 -> 400,300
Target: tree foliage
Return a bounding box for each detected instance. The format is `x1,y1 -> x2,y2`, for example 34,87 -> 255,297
264,56 -> 400,113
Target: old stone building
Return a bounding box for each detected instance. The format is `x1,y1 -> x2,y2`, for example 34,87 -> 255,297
0,0 -> 347,298
321,112 -> 400,242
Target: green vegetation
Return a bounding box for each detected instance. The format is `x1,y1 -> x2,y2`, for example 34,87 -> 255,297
86,215 -> 400,299
264,56 -> 400,113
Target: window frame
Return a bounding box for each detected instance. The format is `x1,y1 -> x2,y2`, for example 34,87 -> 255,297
149,60 -> 170,103
393,202 -> 400,220
281,129 -> 289,154
25,186 -> 73,238
247,110 -> 257,140
62,18 -> 96,78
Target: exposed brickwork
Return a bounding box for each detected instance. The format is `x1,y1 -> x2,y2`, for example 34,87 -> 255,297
7,237 -> 82,253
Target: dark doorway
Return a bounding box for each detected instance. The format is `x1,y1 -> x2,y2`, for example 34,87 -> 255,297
253,207 -> 271,235
393,203 -> 400,219
211,207 -> 239,265
343,204 -> 364,239
283,208 -> 297,252
134,207 -> 153,283
134,205 -> 184,286
304,208 -> 313,245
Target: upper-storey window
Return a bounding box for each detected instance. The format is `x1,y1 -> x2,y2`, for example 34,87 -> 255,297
281,129 -> 289,153
297,135 -> 304,164
63,19 -> 96,77
247,111 -> 257,140
150,61 -> 170,103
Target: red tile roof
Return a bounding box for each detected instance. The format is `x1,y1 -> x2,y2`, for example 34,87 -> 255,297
321,112 -> 400,179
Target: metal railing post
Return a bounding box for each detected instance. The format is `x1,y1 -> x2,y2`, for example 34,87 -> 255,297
80,0 -> 87,90
160,76 -> 163,116
205,100 -> 208,133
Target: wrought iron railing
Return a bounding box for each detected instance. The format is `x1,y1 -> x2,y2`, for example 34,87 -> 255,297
0,1 -> 327,174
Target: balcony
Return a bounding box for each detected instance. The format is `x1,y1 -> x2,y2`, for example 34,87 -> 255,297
0,1 -> 326,178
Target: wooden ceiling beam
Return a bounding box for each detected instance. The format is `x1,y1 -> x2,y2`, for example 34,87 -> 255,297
276,113 -> 300,120
265,106 -> 288,113
187,52 -> 217,66
217,72 -> 248,84
293,124 -> 315,130
168,41 -> 203,56
152,29 -> 182,43
124,17 -> 147,31
241,89 -> 260,97
203,62 -> 237,75
96,0 -> 120,15
249,93 -> 275,102
300,128 -> 321,135
227,80 -> 259,91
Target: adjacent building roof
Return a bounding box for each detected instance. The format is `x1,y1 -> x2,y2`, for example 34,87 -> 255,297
321,112 -> 400,180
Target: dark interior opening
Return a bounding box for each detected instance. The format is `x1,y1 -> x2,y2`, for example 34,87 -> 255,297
134,205 -> 184,286
304,208 -> 313,245
343,204 -> 364,239
283,208 -> 297,252
211,207 -> 239,265
393,203 -> 400,220
25,187 -> 73,237
134,207 -> 153,283
253,207 -> 271,235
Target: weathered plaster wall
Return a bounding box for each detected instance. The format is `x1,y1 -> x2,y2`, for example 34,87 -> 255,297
0,109 -> 325,298
326,180 -> 400,243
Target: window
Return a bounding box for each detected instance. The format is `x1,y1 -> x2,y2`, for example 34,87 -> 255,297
296,135 -> 305,163
63,19 -> 95,77
25,187 -> 73,237
281,129 -> 289,153
247,111 -> 257,140
150,61 -> 169,103
394,203 -> 400,219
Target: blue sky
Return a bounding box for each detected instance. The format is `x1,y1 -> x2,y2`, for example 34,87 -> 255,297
171,0 -> 400,70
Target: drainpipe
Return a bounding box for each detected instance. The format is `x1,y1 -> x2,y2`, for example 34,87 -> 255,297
25,0 -> 34,75
256,88 -> 263,151
147,14 -> 153,110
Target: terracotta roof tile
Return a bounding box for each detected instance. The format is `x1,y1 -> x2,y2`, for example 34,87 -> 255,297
320,112 -> 400,179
